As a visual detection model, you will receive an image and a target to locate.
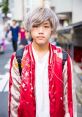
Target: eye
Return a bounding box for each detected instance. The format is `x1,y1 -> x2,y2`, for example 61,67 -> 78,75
44,25 -> 50,28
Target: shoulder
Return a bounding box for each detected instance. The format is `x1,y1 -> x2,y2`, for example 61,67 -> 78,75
10,52 -> 18,70
10,52 -> 16,62
51,44 -> 62,51
51,44 -> 63,55
20,43 -> 31,58
49,44 -> 63,61
24,43 -> 31,50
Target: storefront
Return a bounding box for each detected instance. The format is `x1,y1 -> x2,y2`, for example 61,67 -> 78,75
57,21 -> 82,63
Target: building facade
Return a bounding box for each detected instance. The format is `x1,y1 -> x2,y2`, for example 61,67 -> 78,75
9,0 -> 82,23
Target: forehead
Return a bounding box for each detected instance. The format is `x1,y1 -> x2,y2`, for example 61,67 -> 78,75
32,20 -> 51,26
42,20 -> 51,25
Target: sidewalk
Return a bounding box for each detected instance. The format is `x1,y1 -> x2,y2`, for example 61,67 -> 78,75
0,41 -> 12,117
73,61 -> 82,117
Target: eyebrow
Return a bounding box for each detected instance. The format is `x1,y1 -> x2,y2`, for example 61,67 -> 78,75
43,22 -> 50,25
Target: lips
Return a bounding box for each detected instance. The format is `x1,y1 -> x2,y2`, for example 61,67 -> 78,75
37,36 -> 45,39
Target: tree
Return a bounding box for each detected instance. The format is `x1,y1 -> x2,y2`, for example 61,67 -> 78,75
0,0 -> 9,17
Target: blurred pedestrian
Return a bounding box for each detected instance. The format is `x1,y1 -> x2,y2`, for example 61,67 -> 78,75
9,20 -> 20,51
9,7 -> 74,117
0,21 -> 6,53
18,23 -> 28,49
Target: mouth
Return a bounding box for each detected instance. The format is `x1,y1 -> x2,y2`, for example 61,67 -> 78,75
37,36 -> 45,39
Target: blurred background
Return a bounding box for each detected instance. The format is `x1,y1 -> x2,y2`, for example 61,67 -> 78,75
0,0 -> 82,117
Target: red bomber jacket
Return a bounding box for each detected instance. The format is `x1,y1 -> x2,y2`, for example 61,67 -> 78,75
9,43 -> 74,117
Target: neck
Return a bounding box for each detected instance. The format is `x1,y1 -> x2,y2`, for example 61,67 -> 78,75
32,42 -> 49,58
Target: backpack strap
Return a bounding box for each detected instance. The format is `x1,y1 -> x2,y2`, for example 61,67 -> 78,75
16,48 -> 24,76
62,50 -> 68,69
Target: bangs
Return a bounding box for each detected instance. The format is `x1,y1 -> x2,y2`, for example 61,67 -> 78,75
25,7 -> 59,32
30,8 -> 52,27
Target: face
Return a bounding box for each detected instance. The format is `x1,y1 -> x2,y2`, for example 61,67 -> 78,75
12,20 -> 16,26
30,20 -> 53,46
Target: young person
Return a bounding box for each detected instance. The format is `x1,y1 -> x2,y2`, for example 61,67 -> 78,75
10,20 -> 20,51
9,7 -> 74,117
18,23 -> 28,49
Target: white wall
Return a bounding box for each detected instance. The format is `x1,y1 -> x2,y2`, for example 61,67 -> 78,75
23,0 -> 28,19
9,0 -> 14,13
12,0 -> 24,20
27,0 -> 43,11
9,0 -> 82,22
50,0 -> 72,13
72,0 -> 82,23
50,0 -> 82,23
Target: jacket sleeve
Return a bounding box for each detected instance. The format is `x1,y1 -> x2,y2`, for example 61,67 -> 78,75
9,53 -> 21,117
63,54 -> 76,117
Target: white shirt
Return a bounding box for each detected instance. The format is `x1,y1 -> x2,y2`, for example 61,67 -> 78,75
32,47 -> 50,117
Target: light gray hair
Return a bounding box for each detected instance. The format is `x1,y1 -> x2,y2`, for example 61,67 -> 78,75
25,7 -> 59,33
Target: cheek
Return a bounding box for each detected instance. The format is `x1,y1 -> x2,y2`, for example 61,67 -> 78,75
45,30 -> 52,37
31,30 -> 37,37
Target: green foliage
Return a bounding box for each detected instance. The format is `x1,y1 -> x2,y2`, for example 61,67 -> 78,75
0,0 -> 9,16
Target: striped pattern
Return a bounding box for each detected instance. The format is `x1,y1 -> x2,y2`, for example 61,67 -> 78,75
9,44 -> 74,117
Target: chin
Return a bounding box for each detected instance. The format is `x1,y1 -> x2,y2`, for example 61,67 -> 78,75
37,42 -> 48,46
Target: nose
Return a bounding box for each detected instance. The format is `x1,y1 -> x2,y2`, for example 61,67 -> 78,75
38,26 -> 43,34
